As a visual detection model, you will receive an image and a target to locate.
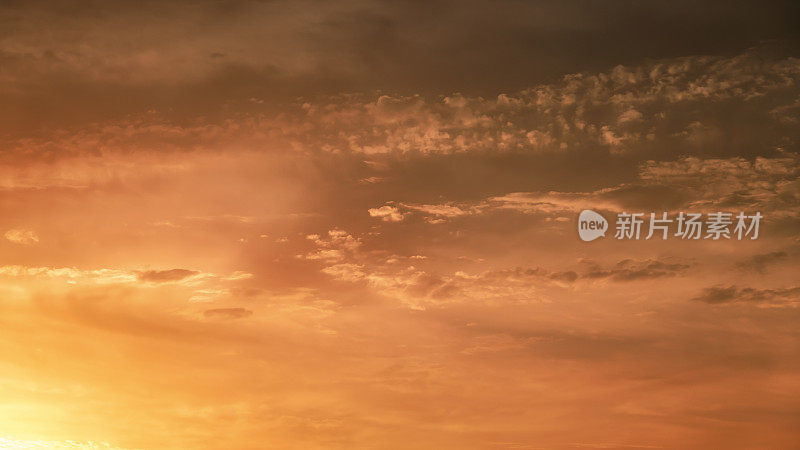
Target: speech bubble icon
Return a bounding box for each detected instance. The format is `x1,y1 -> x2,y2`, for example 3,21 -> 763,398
578,209 -> 608,242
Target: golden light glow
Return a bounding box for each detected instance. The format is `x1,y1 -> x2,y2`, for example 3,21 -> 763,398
1,2 -> 799,448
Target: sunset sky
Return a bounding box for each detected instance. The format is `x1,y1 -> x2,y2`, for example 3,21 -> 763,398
1,1 -> 800,449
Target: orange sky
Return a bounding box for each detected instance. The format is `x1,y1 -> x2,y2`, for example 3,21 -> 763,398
1,2 -> 800,449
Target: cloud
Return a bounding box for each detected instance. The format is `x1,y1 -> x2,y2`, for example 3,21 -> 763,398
403,203 -> 469,218
4,229 -> 39,245
0,265 -> 253,296
0,265 -> 137,284
136,268 -> 200,283
321,263 -> 366,282
380,153 -> 799,226
223,271 -> 254,281
582,259 -> 691,282
0,436 -> 133,449
2,0 -> 799,138
298,249 -> 345,262
368,205 -> 405,222
321,262 -> 582,309
693,285 -> 800,306
1,15 -> 799,448
275,49 -> 800,158
736,251 -> 790,273
203,307 -> 253,319
488,191 -> 615,215
3,48 -> 799,171
298,229 -> 362,262
317,254 -> 696,310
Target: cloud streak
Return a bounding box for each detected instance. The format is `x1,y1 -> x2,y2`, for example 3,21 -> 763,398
0,13 -> 798,449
